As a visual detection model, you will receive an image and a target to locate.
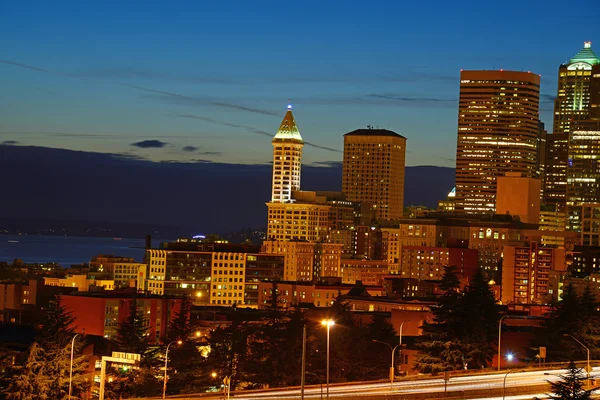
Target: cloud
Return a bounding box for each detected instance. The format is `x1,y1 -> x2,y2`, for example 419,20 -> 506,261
198,151 -> 222,156
72,67 -> 238,85
1,140 -> 19,145
173,113 -> 340,152
311,160 -> 343,167
182,146 -> 198,152
131,140 -> 168,149
0,59 -> 278,117
366,93 -> 455,103
541,93 -> 556,103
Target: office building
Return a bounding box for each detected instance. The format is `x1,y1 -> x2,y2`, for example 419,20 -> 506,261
502,243 -> 566,305
566,121 -> 600,231
60,292 -> 185,342
399,246 -> 479,281
145,249 -> 284,307
455,70 -> 541,213
495,172 -> 541,224
544,42 -> 600,212
539,205 -> 566,247
342,128 -> 407,220
580,204 -> 600,246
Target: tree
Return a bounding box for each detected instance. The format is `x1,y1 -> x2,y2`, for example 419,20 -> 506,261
164,299 -> 210,395
532,284 -> 600,362
415,267 -> 502,373
2,299 -> 89,400
547,361 -> 592,399
114,297 -> 150,362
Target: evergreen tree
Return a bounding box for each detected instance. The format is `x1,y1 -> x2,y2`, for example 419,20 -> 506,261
414,265 -> 463,373
547,361 -> 592,400
114,297 -> 150,362
458,269 -> 502,369
164,299 -> 210,395
532,284 -> 600,362
36,297 -> 76,348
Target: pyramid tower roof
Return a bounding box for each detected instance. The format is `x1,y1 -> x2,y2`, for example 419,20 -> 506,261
273,105 -> 303,143
569,41 -> 600,65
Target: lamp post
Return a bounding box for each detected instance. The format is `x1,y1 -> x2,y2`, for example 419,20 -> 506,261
498,315 -> 507,371
502,369 -> 516,400
563,334 -> 591,385
372,340 -> 402,389
163,340 -> 182,399
398,322 -> 404,374
321,319 -> 335,400
224,373 -> 235,400
68,332 -> 83,400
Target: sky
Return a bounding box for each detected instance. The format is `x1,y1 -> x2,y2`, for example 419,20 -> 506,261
1,0 -> 598,167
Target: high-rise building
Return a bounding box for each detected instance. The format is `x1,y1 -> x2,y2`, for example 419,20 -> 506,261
566,120 -> 600,231
271,105 -> 304,203
544,42 -> 600,212
553,42 -> 600,135
495,172 -> 541,224
342,128 -> 407,220
455,70 -> 541,214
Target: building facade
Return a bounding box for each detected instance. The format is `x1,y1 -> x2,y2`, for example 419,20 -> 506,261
501,243 -> 566,305
455,70 -> 541,213
342,128 -> 407,220
544,42 -> 600,213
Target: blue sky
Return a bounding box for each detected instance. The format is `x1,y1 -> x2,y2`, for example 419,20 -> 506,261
1,0 -> 598,167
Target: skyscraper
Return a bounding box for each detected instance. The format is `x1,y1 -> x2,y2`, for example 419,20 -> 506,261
342,128 -> 407,220
544,42 -> 600,213
566,120 -> 600,231
454,70 -> 541,214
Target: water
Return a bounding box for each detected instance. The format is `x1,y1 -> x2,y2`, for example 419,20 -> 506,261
0,235 -> 168,266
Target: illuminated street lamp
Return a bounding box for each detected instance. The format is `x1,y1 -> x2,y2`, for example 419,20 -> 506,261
321,319 -> 335,400
163,340 -> 182,399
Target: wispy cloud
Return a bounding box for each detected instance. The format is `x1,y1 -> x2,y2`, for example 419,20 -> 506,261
131,140 -> 168,149
541,93 -> 556,103
182,145 -> 198,152
72,67 -> 238,85
198,151 -> 222,156
311,160 -> 343,167
0,59 -> 278,117
1,140 -> 20,145
174,113 -> 341,152
367,93 -> 455,103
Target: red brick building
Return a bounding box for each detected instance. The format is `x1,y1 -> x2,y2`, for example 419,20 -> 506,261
60,292 -> 185,343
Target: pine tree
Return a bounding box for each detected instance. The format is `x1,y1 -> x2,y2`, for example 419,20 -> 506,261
36,296 -> 76,348
164,299 -> 210,395
114,297 -> 149,361
547,361 -> 592,399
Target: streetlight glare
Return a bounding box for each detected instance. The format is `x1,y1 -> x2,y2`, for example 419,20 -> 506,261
321,319 -> 335,327
177,340 -> 183,345
211,372 -> 217,378
506,353 -> 514,361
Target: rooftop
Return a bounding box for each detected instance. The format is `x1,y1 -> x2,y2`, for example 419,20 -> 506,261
273,105 -> 303,143
568,41 -> 600,65
344,128 -> 406,139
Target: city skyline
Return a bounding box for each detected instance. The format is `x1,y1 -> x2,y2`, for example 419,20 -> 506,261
1,1 -> 598,167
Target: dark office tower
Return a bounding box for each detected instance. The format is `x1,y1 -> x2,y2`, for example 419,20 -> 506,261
342,128 -> 407,220
566,120 -> 600,231
454,70 -> 541,214
544,42 -> 600,212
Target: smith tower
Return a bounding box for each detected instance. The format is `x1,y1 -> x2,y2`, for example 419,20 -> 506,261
271,105 -> 304,203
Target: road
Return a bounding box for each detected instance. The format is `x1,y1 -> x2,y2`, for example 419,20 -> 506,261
160,367 -> 600,400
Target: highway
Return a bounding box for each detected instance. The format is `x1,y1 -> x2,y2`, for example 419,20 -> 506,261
161,367 -> 600,400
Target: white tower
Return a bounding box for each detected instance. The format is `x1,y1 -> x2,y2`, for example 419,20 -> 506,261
271,105 -> 304,202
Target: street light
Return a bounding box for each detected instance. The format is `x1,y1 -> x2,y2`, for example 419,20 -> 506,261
498,315 -> 507,371
224,373 -> 235,400
68,331 -> 84,400
321,319 -> 335,400
503,369 -> 516,400
372,340 -> 402,389
563,333 -> 591,385
163,340 -> 182,399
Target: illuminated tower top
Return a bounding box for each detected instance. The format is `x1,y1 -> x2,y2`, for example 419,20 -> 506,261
271,105 -> 304,202
568,41 -> 600,66
273,105 -> 303,143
